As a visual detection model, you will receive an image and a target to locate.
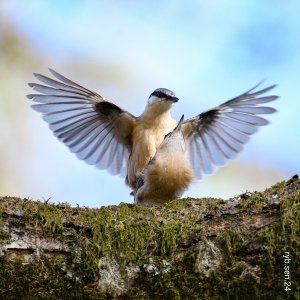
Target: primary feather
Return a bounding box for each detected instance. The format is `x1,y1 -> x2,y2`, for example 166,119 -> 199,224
181,82 -> 278,179
28,68 -> 136,176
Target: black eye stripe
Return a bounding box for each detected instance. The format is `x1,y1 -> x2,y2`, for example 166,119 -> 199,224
150,89 -> 176,99
152,91 -> 164,98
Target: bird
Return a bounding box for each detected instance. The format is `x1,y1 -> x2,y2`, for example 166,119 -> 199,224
28,69 -> 278,200
134,115 -> 194,206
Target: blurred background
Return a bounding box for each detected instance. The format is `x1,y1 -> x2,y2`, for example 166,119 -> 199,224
0,1 -> 299,207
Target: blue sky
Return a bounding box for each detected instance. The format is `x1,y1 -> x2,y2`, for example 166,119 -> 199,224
1,1 -> 299,206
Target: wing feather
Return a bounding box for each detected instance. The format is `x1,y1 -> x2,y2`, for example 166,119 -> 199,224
182,82 -> 278,178
28,69 -> 136,176
29,83 -> 89,98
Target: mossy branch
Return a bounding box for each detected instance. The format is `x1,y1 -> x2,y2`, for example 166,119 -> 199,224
0,176 -> 300,299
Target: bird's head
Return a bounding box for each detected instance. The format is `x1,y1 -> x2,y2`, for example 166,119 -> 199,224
146,88 -> 179,113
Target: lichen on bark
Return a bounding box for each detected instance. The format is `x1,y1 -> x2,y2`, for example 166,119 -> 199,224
0,176 -> 299,299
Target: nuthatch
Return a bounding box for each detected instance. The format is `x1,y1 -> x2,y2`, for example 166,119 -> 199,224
134,115 -> 194,206
28,69 -> 278,200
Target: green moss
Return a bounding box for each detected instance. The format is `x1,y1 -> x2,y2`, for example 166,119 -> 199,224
0,178 -> 299,299
76,204 -> 158,281
0,256 -> 106,300
239,192 -> 266,209
216,229 -> 245,261
0,229 -> 10,241
160,219 -> 181,256
239,180 -> 287,209
257,189 -> 300,298
26,202 -> 65,234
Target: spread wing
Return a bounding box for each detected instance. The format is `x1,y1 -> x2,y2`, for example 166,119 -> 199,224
181,82 -> 278,179
27,68 -> 136,176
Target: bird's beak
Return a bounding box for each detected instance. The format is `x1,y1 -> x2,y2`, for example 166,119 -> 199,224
165,96 -> 179,103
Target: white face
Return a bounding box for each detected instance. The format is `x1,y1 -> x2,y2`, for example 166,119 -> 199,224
147,95 -> 174,114
148,95 -> 163,105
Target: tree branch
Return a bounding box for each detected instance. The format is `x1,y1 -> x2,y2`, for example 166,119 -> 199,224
0,176 -> 299,299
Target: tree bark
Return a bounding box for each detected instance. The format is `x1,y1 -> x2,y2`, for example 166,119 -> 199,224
0,176 -> 299,299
